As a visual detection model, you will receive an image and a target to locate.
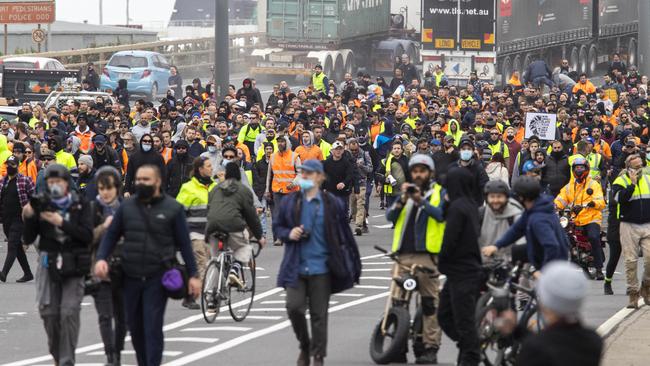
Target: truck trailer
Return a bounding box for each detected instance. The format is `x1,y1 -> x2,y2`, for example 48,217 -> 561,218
250,0 -> 420,81
420,0 -> 638,85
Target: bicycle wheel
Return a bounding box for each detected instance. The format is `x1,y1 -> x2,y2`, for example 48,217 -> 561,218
228,257 -> 256,321
201,260 -> 224,323
369,307 -> 410,364
475,293 -> 504,366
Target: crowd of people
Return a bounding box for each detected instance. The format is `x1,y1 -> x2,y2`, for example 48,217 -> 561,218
0,51 -> 648,366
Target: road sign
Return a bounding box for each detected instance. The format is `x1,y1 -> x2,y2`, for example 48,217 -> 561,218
31,27 -> 45,42
0,1 -> 56,24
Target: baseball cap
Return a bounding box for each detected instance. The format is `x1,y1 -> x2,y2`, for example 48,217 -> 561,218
332,141 -> 345,150
5,155 -> 18,166
93,134 -> 107,144
344,124 -> 355,132
430,139 -> 442,146
299,159 -> 324,173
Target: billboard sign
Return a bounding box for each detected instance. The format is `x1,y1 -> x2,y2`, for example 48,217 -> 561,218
0,1 -> 55,24
422,0 -> 495,52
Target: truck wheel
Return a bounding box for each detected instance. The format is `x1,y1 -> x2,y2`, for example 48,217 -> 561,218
344,52 -> 355,76
628,38 -> 637,66
588,46 -> 598,75
501,56 -> 512,86
570,47 -> 579,73
579,46 -> 588,74
334,53 -> 344,83
512,55 -> 522,76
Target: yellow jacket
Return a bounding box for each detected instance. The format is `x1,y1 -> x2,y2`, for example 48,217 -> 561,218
554,177 -> 605,226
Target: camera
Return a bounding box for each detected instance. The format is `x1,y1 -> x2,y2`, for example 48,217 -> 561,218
405,184 -> 418,195
29,192 -> 56,213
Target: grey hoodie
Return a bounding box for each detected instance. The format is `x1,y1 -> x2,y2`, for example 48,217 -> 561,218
478,198 -> 525,250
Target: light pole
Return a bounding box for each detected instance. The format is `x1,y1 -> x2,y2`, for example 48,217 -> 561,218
214,0 -> 230,100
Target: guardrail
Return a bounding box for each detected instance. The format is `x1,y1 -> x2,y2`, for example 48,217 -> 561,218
0,32 -> 265,75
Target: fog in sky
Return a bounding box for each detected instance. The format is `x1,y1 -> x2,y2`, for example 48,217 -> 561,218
55,0 -> 176,26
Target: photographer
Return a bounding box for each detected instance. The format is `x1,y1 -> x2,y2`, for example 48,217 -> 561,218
385,154 -> 446,364
0,156 -> 35,283
22,164 -> 94,366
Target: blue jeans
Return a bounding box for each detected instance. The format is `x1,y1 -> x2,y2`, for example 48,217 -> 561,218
581,223 -> 604,270
123,274 -> 168,366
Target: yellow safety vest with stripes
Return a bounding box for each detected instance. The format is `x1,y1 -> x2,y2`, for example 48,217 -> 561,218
383,154 -> 395,194
613,173 -> 650,219
392,184 -> 445,254
586,153 -> 602,178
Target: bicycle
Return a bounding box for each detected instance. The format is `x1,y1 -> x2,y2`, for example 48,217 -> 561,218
475,258 -> 544,366
200,232 -> 261,323
369,246 -> 435,364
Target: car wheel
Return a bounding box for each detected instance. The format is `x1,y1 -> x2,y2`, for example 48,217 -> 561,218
148,83 -> 158,101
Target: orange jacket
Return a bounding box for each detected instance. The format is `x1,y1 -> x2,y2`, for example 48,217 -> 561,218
0,157 -> 39,182
555,177 -> 605,226
572,80 -> 596,95
270,150 -> 299,193
295,145 -> 323,162
73,127 -> 95,154
160,147 -> 173,164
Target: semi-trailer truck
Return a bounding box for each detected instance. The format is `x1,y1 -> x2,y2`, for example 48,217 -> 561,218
250,0 -> 420,81
420,0 -> 638,85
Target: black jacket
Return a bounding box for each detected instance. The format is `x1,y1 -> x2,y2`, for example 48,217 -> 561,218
433,150 -> 459,186
322,155 -> 355,196
447,159 -> 489,206
165,153 -> 193,198
23,192 -> 93,254
439,167 -> 481,279
91,146 -> 121,171
124,133 -> 166,194
542,153 -> 570,196
252,157 -> 270,200
516,322 -> 602,366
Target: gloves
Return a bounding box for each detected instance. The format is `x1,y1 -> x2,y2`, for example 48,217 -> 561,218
587,201 -> 596,208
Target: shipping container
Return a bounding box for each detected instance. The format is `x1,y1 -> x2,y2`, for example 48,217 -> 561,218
266,0 -> 391,49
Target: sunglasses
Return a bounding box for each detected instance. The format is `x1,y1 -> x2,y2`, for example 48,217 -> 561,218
141,140 -> 153,144
490,133 -> 499,136
26,150 -> 33,154
176,146 -> 187,150
223,155 -> 236,159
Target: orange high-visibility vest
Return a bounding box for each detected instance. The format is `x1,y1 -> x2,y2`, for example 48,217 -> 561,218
270,150 -> 299,193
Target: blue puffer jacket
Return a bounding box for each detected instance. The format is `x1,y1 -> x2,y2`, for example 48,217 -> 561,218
495,195 -> 569,269
274,191 -> 362,293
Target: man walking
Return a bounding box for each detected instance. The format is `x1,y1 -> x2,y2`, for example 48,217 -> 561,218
95,165 -> 201,366
275,159 -> 361,366
322,141 -> 354,219
266,135 -> 301,245
0,156 -> 34,282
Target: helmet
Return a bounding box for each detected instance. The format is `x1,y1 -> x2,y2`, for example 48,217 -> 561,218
571,157 -> 589,181
512,176 -> 541,201
408,153 -> 435,171
522,160 -> 538,174
44,164 -> 71,181
484,180 -> 510,196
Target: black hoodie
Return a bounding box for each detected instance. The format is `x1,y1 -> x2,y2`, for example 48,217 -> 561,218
439,167 -> 481,279
124,133 -> 166,194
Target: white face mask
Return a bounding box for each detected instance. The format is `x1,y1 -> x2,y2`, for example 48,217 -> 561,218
141,144 -> 152,152
208,146 -> 217,153
48,183 -> 65,198
222,158 -> 233,166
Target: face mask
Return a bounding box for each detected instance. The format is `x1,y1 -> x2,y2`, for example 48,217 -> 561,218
48,183 -> 66,199
141,143 -> 152,152
506,134 -> 514,141
6,165 -> 18,176
460,150 -> 473,161
208,146 -> 217,153
135,184 -> 155,200
297,177 -> 315,191
222,158 -> 233,166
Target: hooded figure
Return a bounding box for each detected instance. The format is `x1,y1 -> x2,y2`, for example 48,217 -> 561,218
437,167 -> 482,366
124,133 -> 166,194
235,78 -> 262,109
445,119 -> 463,146
200,134 -> 223,176
166,139 -> 193,198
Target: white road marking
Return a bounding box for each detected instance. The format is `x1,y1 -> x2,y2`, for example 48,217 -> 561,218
329,301 -> 339,305
81,302 -> 91,306
360,253 -> 386,260
360,276 -> 392,281
165,337 -> 219,343
87,350 -> 183,357
181,326 -> 251,332
372,224 -> 393,229
371,214 -> 384,218
333,293 -> 364,297
242,315 -> 283,320
362,268 -> 392,272
248,308 -> 287,312
261,300 -> 285,304
3,287 -> 285,366
257,276 -> 270,279
361,261 -> 394,265
162,292 -> 390,365
7,312 -> 27,316
597,299 -> 645,337
354,285 -> 390,289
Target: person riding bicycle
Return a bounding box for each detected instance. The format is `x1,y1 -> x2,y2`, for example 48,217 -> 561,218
478,180 -> 525,260
205,162 -> 265,294
482,176 -> 569,276
385,153 -> 445,364
554,157 -> 606,280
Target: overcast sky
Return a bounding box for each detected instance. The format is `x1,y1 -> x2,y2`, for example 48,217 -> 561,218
56,0 -> 175,26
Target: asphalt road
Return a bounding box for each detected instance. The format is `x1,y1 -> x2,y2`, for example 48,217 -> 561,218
0,197 -> 630,366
